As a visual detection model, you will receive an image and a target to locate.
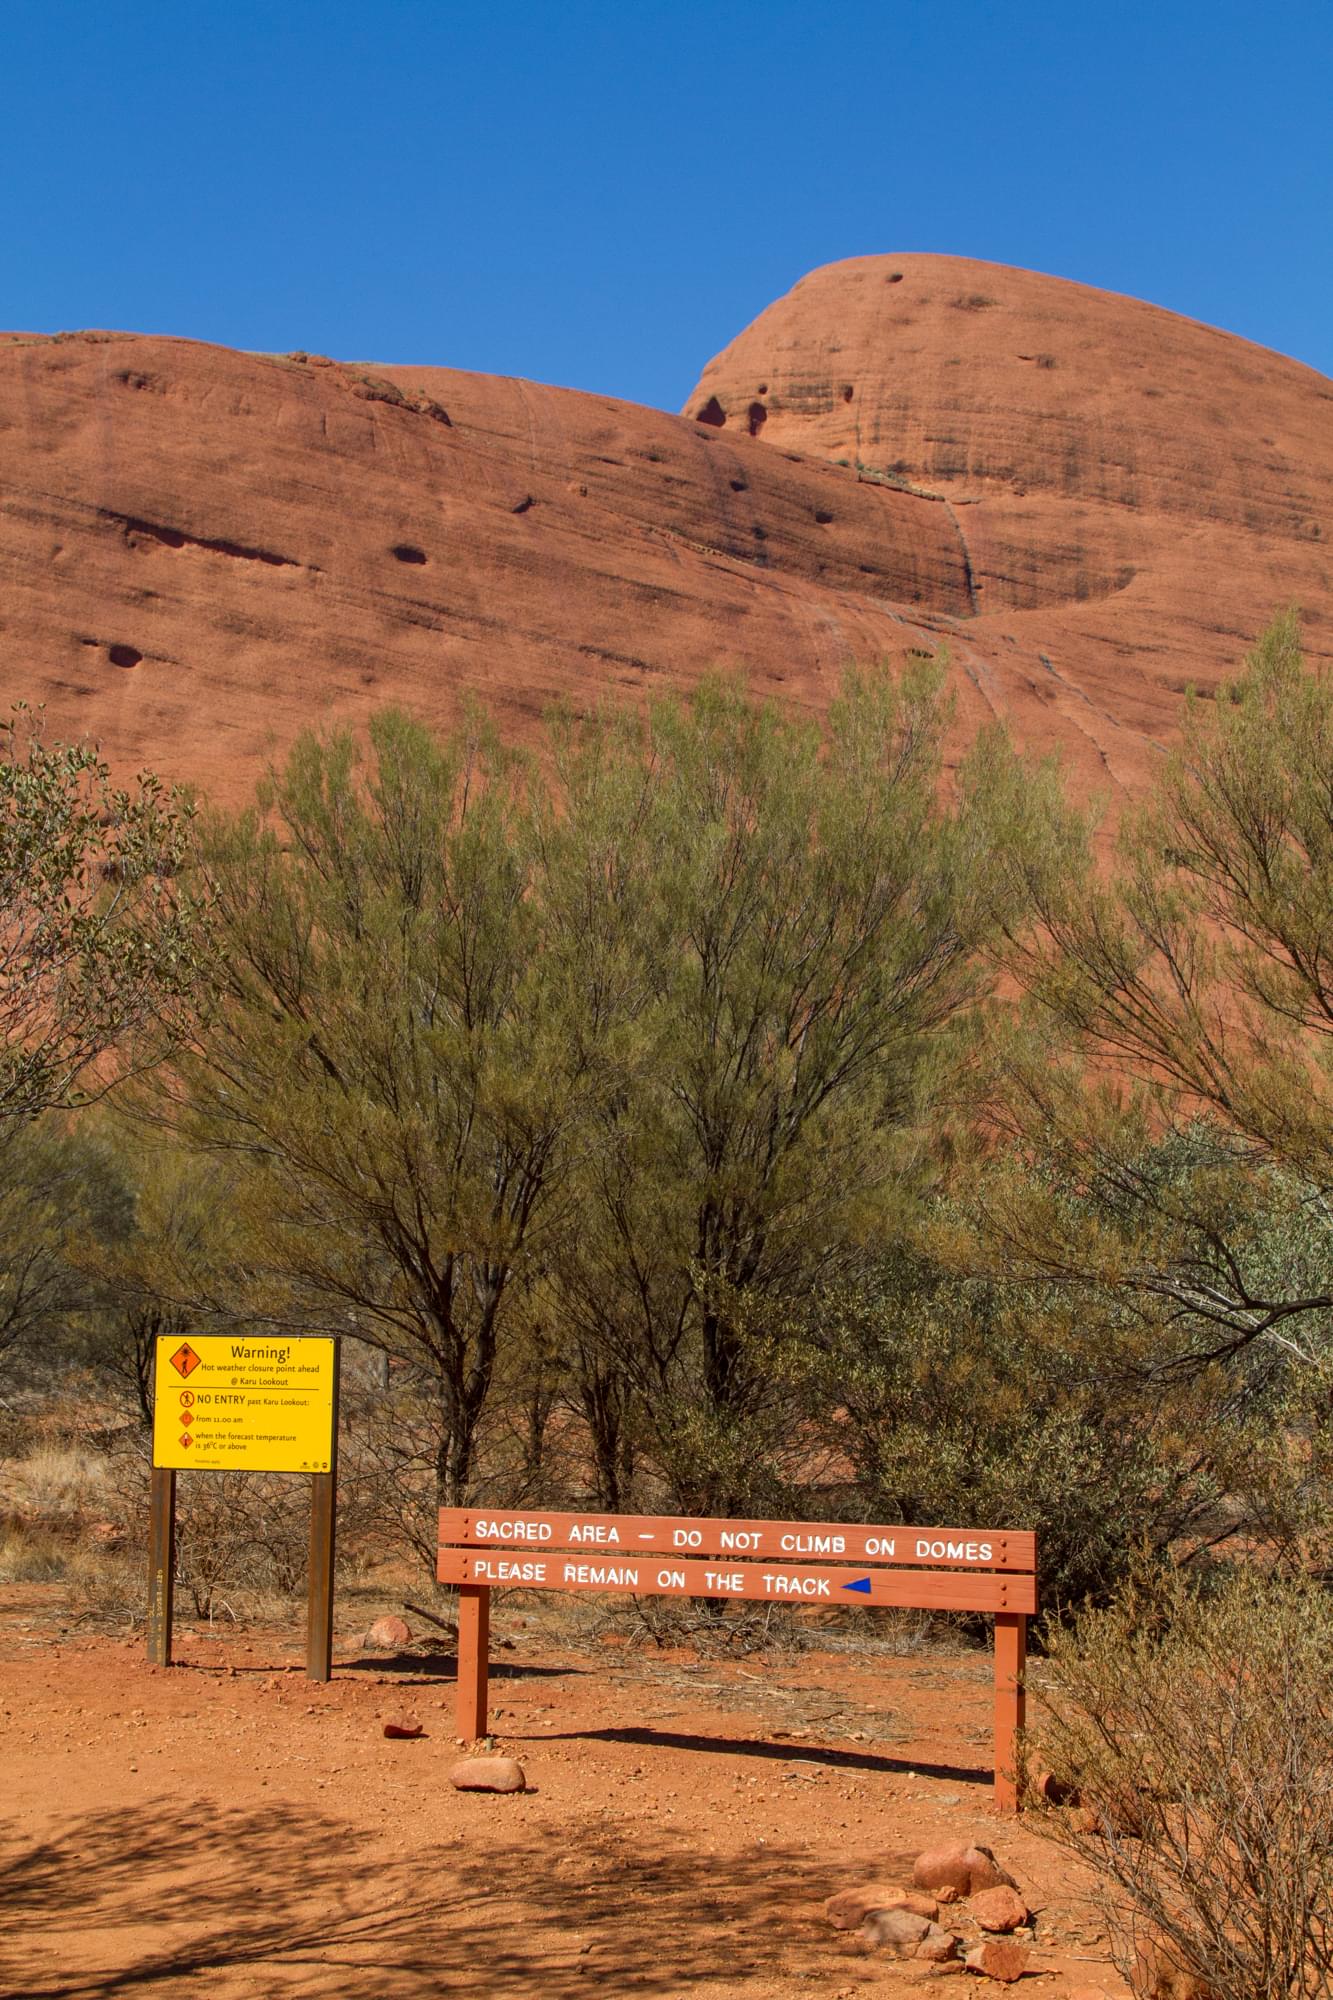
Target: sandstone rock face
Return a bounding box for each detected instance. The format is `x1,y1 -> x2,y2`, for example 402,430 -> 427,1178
0,331 -> 968,804
1,255 -> 1329,816
685,252 -> 1333,790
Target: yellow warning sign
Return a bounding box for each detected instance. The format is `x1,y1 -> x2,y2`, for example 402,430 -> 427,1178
151,1336 -> 337,1473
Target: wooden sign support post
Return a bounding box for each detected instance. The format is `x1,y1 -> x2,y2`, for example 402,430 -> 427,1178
440,1508 -> 1037,1811
456,1584 -> 491,1741
146,1466 -> 177,1668
992,1612 -> 1027,1814
305,1337 -> 341,1683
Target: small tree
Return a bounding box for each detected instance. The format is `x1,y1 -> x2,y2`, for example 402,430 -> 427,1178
164,710 -> 612,1513
983,615 -> 1333,1387
0,709 -> 196,1121
542,662 -> 1056,1512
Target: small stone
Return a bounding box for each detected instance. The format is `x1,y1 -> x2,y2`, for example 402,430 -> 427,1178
1132,1942 -> 1216,2000
861,1906 -> 932,1954
381,1714 -> 423,1739
364,1615 -> 412,1651
970,1885 -> 1030,1934
449,1755 -> 526,1794
914,1922 -> 960,1963
1026,1762 -> 1080,1807
913,1843 -> 1017,1900
826,1885 -> 937,1931
963,1940 -> 1029,1982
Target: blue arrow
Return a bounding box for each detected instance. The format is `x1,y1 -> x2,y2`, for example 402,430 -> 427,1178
841,1576 -> 872,1594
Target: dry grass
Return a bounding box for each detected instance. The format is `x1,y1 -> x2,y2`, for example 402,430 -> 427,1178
0,1446 -> 114,1521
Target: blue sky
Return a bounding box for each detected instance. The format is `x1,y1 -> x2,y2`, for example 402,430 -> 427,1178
4,1 -> 1330,409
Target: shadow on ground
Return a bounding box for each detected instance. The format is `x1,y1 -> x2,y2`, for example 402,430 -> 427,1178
337,1647 -> 583,1683
0,1798 -> 841,1999
544,1722 -> 991,1789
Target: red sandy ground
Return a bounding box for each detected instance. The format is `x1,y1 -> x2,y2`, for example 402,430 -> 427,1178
0,1584 -> 1126,2000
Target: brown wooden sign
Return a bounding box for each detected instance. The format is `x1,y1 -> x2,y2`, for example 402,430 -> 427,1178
439,1506 -> 1037,1810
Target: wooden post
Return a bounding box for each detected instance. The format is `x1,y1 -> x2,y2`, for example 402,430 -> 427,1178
146,1466 -> 177,1667
306,1339 -> 341,1682
456,1584 -> 491,1741
993,1611 -> 1027,1812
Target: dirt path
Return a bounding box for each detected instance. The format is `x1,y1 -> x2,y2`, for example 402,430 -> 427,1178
0,1589 -> 1123,1998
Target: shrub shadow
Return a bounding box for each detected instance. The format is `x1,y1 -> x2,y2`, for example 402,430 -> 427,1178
0,1798 -> 842,1997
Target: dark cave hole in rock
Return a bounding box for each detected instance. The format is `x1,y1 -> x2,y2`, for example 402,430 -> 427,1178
747,402 -> 767,438
842,385 -> 855,403
729,478 -> 748,493
886,271 -> 904,284
814,508 -> 834,524
107,643 -> 143,669
757,384 -> 768,395
695,396 -> 727,428
391,544 -> 428,564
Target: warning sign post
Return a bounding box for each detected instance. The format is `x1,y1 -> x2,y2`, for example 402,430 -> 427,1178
147,1335 -> 340,1680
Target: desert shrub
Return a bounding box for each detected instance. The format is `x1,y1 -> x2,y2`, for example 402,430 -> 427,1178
798,1250 -> 1264,1611
1031,1567 -> 1333,2000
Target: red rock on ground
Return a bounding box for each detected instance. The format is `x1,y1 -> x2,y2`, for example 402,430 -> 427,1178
381,1714 -> 423,1740
964,1939 -> 1030,1982
1026,1764 -> 1080,1807
861,1905 -> 933,1953
449,1756 -> 527,1794
825,1883 -> 937,1930
363,1615 -> 412,1651
915,1922 -> 961,1963
1132,1942 -> 1217,2000
970,1884 -> 1030,1933
913,1842 -> 1017,1899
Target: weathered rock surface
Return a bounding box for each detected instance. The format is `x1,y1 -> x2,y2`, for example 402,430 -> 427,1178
0,331 -> 968,803
825,1883 -> 938,1930
964,1939 -> 1030,1982
1132,1941 -> 1216,2000
970,1884 -> 1030,1933
380,1714 -> 424,1740
449,1755 -> 527,1794
861,1905 -> 933,1953
915,1922 -> 961,1963
363,1615 -> 412,1651
1,254 -> 1329,814
913,1842 -> 1017,1901
685,252 -> 1333,794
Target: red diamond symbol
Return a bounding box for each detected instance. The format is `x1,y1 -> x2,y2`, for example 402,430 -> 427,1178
169,1343 -> 201,1378
179,1411 -> 194,1428
179,1433 -> 194,1449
